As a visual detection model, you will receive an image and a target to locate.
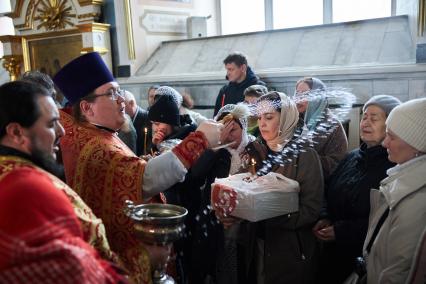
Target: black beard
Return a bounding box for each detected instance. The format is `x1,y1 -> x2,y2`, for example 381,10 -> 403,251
31,147 -> 65,181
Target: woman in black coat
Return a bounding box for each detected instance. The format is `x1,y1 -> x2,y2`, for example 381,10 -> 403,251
168,104 -> 253,284
313,95 -> 401,283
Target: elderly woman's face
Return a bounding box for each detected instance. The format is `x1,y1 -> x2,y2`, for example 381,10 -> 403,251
360,105 -> 387,147
257,101 -> 280,142
382,129 -> 418,164
295,82 -> 310,114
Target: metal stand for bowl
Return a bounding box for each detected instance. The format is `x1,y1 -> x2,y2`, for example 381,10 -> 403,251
125,200 -> 188,284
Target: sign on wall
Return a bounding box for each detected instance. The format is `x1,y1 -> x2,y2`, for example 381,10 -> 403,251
141,10 -> 189,35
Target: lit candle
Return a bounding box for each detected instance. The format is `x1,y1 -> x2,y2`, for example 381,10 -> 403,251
144,127 -> 148,155
250,158 -> 257,176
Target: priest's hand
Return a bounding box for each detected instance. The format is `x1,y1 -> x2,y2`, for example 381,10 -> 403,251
196,120 -> 223,148
144,243 -> 172,270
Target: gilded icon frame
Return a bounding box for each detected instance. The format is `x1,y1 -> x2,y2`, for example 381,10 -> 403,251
22,30 -> 82,77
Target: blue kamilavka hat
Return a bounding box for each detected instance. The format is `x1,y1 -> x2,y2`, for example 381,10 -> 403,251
53,52 -> 115,105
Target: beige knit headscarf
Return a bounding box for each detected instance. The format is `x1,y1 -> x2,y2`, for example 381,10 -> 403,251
266,92 -> 299,152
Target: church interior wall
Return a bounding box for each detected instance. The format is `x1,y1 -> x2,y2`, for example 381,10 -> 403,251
114,0 -> 218,75
396,0 -> 421,44
0,0 -> 425,148
119,68 -> 426,150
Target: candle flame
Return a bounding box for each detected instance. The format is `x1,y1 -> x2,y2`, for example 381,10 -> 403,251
144,127 -> 148,134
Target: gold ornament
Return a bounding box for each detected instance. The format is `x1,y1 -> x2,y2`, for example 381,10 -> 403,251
34,0 -> 76,31
2,56 -> 22,81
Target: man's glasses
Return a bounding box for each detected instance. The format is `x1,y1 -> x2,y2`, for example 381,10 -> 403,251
87,88 -> 125,101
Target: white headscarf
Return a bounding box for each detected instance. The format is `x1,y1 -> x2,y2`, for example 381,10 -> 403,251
263,92 -> 299,152
215,104 -> 253,174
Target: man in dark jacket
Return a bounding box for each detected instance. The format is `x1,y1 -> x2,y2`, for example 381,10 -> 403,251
123,90 -> 151,156
213,52 -> 265,116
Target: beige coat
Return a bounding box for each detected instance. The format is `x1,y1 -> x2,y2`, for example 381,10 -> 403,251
406,224 -> 426,284
238,140 -> 324,284
364,154 -> 426,284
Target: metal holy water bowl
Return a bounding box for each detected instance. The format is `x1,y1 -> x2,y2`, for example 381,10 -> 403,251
125,200 -> 188,245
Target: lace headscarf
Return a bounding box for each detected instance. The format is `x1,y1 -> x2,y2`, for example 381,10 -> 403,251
259,92 -> 299,152
154,86 -> 183,108
215,104 -> 253,174
303,78 -> 328,131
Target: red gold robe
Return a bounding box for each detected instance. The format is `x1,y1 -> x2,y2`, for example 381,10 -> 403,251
0,155 -> 115,263
60,110 -> 152,283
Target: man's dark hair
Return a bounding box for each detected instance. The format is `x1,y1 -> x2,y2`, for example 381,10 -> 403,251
223,52 -> 248,67
0,81 -> 49,139
21,71 -> 56,96
72,92 -> 97,123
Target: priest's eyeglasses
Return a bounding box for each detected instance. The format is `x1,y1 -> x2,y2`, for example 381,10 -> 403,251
87,88 -> 125,101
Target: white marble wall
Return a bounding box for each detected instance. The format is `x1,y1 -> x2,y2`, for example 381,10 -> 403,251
112,0 -> 218,75
0,66 -> 9,85
118,15 -> 426,150
120,68 -> 426,110
131,15 -> 414,79
119,16 -> 424,107
120,71 -> 426,151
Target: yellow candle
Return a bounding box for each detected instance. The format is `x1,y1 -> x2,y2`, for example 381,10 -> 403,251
144,127 -> 148,155
250,158 -> 257,176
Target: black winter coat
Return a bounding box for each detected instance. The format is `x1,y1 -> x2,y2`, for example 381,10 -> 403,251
213,66 -> 265,116
167,149 -> 232,284
318,143 -> 395,284
132,106 -> 151,156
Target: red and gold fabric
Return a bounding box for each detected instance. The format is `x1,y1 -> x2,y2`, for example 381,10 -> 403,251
0,159 -> 126,283
0,156 -> 115,263
172,131 -> 209,168
60,110 -> 153,284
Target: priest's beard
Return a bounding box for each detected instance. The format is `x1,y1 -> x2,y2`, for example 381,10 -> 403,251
30,142 -> 65,181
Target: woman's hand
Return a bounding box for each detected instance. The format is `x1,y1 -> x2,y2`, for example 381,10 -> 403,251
313,219 -> 335,241
140,154 -> 154,161
144,243 -> 172,270
152,130 -> 166,145
313,218 -> 331,232
218,120 -> 235,146
214,210 -> 241,229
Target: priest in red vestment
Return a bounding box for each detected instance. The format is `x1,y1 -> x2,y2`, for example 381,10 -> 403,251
0,81 -> 125,282
53,52 -> 222,283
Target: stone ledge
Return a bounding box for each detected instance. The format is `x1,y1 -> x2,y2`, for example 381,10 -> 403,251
119,63 -> 426,84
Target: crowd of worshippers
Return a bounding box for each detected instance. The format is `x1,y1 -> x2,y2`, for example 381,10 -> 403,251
0,51 -> 425,284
